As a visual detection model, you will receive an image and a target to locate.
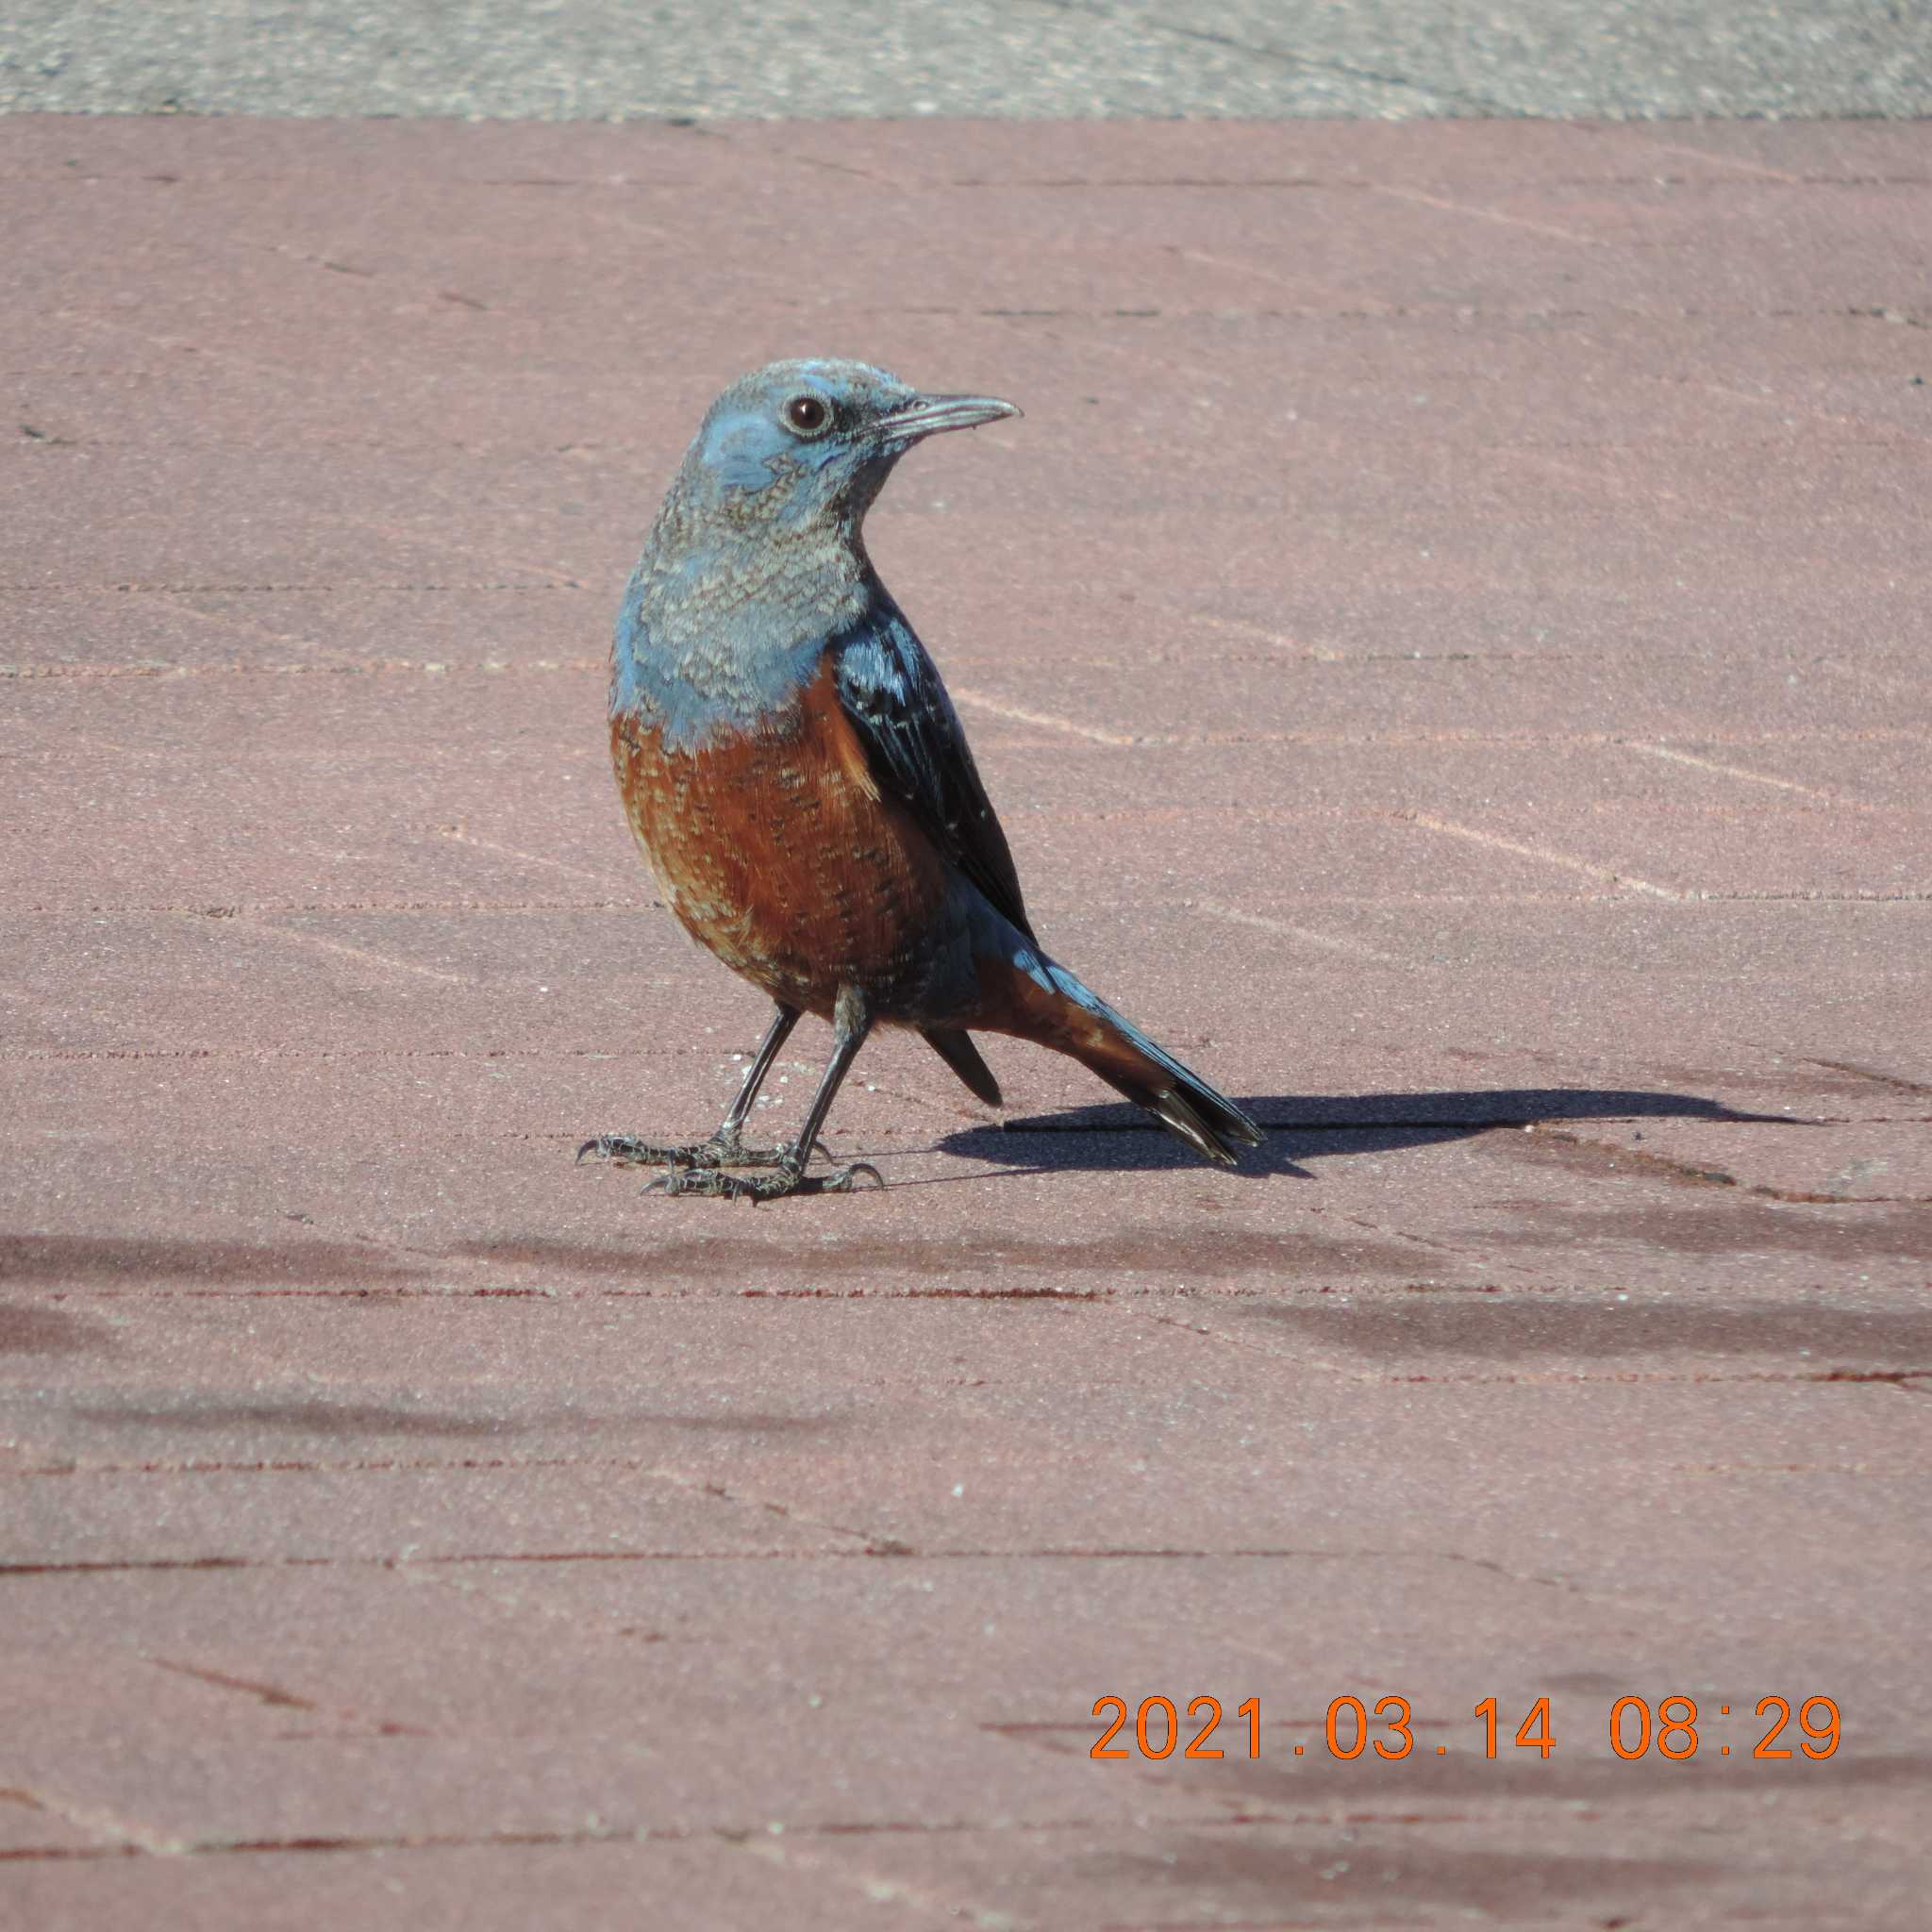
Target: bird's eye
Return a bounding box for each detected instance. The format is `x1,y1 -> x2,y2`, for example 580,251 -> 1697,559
783,393 -> 831,437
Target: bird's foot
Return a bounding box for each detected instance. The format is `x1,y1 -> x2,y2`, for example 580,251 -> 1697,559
643,1157 -> 885,1204
575,1127 -> 804,1172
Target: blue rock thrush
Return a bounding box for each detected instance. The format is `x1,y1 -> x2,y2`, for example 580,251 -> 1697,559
578,358 -> 1261,1200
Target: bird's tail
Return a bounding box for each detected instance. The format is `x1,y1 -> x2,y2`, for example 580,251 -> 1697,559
989,948 -> 1263,1165
922,1025 -> 1003,1107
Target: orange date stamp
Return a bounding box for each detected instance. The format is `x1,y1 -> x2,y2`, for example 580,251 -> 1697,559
1091,1694 -> 1841,1762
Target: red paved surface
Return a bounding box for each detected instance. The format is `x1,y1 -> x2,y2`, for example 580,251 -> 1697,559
3,116 -> 1929,1927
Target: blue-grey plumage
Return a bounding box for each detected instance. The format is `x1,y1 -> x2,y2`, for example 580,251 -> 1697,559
613,360 -> 1017,754
586,358 -> 1261,1200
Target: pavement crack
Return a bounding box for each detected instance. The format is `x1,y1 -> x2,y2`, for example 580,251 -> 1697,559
1430,1550 -> 1591,1594
635,1461 -> 876,1546
147,1658 -> 317,1709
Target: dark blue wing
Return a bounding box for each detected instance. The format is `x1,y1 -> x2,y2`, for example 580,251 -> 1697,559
830,594 -> 1033,942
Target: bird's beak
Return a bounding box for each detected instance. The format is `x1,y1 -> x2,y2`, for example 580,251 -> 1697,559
883,392 -> 1023,444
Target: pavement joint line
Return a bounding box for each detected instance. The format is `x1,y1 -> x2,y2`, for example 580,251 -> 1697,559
1068,1312 -> 1932,1391
54,305 -> 356,384
0,1071 -> 1902,1127
30,1273 -> 1915,1300
241,918 -> 475,987
1183,726 -> 1932,750
11,899 -> 648,914
1788,1056 -> 1932,1098
1635,135 -> 1805,186
5,1043 -> 691,1060
1181,608 -> 1342,658
1000,298 -> 1245,391
1668,1461 -> 1929,1475
741,1828 -> 1042,1932
433,824 -> 625,885
14,890 -> 1932,915
1,583 -> 593,597
1,1783 -> 188,1857
22,722 -> 228,770
0,1544 -> 1666,1578
1492,442 -> 1685,507
1137,1307 -> 1375,1382
1192,899 -> 1407,966
1696,374 -> 1932,445
18,290 -> 1898,334
130,593 -> 321,652
950,689 -> 1142,746
733,1813 -> 1026,1927
0,657 -> 604,679
1169,242 -> 1372,315
2,1454 -> 865,1478
1615,743 -> 1853,803
1369,182 -> 1596,245
777,146 -> 904,192
147,1657 -> 319,1711
334,510 -> 584,591
4,1359 -> 1922,1398
1400,812 -> 1687,899
1396,1369 -> 1932,1387
0,1811 -> 1397,1868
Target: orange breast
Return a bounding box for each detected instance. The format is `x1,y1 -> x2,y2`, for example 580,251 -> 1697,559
610,657 -> 952,1018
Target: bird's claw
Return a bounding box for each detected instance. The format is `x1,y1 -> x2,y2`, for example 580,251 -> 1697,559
577,1132 -> 732,1169
643,1158 -> 884,1204
818,1161 -> 885,1195
576,1131 -> 817,1172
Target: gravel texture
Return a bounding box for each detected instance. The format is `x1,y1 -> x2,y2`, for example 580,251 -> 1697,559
4,0 -> 1930,121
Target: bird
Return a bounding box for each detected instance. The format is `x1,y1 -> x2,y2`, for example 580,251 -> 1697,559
578,358 -> 1262,1201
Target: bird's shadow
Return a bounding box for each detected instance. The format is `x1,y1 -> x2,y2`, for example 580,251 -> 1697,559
934,1088 -> 1800,1180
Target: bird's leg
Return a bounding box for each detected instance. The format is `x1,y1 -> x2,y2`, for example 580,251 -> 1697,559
576,1003 -> 809,1171
649,988 -> 883,1202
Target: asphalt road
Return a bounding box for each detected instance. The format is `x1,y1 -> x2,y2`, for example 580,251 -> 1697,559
4,0 -> 1929,120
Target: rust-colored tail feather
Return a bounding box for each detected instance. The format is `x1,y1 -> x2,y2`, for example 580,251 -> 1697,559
991,950 -> 1263,1164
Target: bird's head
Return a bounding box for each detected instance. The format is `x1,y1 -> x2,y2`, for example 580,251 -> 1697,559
671,358 -> 1020,533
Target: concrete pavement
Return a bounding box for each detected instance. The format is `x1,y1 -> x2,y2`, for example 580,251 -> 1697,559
2,114 -> 1929,1926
